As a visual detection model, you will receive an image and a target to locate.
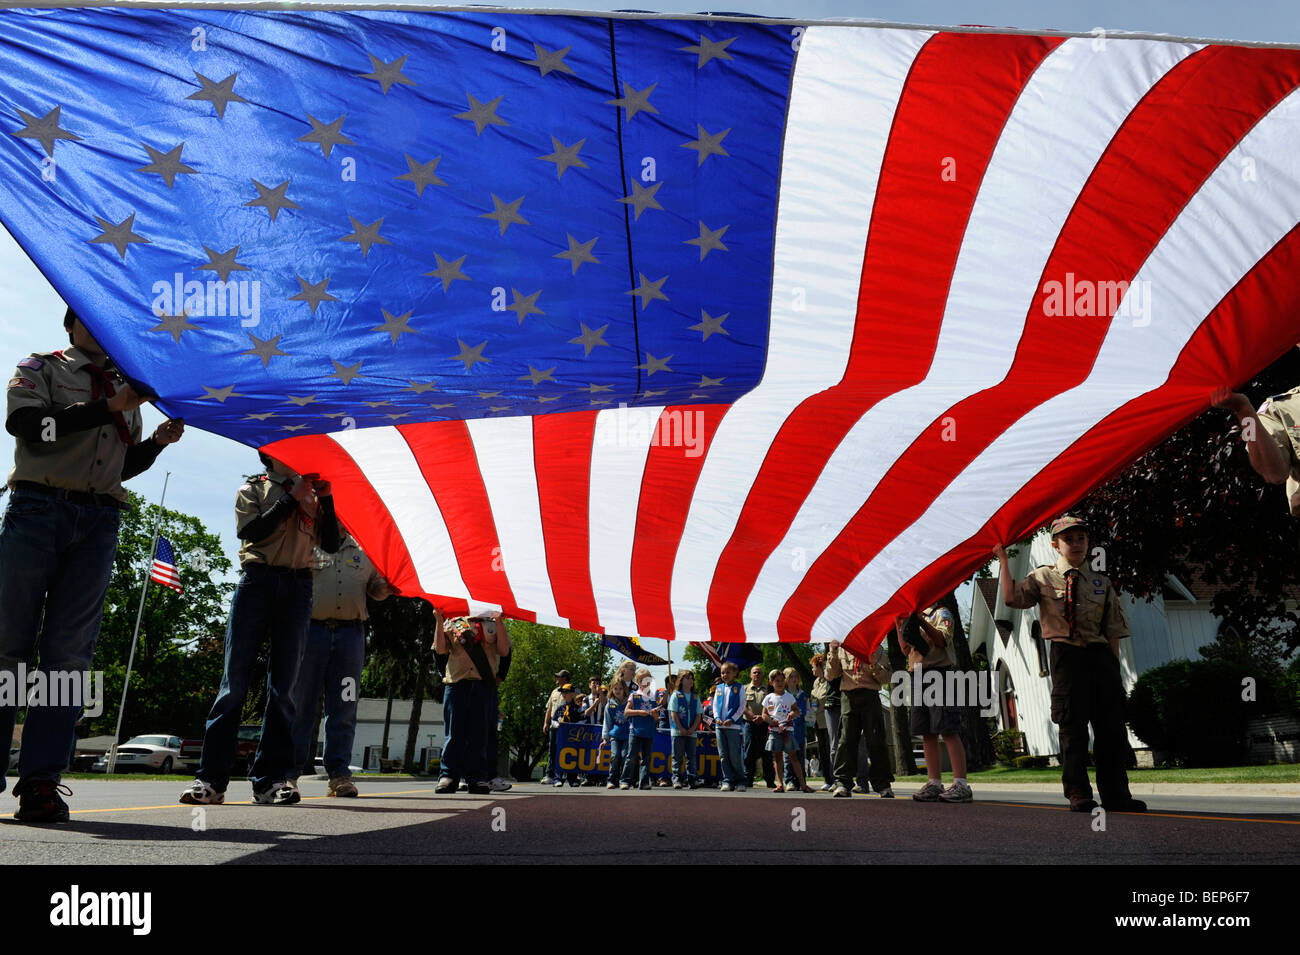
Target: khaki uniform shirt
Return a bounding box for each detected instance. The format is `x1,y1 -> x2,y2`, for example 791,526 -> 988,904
1005,554 -> 1129,648
744,682 -> 767,720
917,606 -> 957,669
235,466 -> 323,569
827,645 -> 891,691
311,538 -> 387,621
544,686 -> 566,721
6,347 -> 143,501
444,617 -> 504,683
1258,387 -> 1300,514
809,676 -> 830,729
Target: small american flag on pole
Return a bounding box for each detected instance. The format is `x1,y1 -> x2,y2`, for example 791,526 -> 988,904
150,537 -> 183,595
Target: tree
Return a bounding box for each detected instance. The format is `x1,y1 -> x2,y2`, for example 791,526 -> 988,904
1076,347 -> 1300,652
497,622 -> 605,780
84,491 -> 234,742
364,595 -> 440,769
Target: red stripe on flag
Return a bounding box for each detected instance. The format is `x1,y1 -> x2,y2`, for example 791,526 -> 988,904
265,433 -> 434,609
630,404 -> 730,639
841,220 -> 1300,657
397,421 -> 533,621
781,45 -> 1300,641
533,412 -> 602,631
705,32 -> 1063,641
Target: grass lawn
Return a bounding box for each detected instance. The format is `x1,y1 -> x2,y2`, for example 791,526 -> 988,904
951,764 -> 1300,784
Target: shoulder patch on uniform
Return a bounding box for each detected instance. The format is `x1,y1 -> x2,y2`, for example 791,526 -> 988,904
8,377 -> 35,390
17,357 -> 43,370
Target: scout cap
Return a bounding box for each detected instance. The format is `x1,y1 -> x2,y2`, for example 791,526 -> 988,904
560,683 -> 575,693
1049,514 -> 1088,538
554,668 -> 572,680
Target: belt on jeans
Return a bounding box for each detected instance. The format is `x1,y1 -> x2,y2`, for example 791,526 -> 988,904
12,480 -> 127,509
315,617 -> 362,630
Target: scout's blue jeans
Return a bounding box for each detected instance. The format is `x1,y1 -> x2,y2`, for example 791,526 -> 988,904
197,564 -> 312,792
607,735 -> 629,783
622,734 -> 653,786
441,678 -> 490,784
289,619 -> 363,779
0,489 -> 120,787
671,734 -> 698,784
715,727 -> 743,787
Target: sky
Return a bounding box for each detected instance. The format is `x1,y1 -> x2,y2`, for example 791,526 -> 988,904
2,0 -> 1296,675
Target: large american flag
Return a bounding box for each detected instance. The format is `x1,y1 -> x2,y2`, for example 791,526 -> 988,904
3,9 -> 1300,654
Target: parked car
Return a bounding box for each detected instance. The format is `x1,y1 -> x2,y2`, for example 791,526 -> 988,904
179,724 -> 261,775
93,735 -> 183,773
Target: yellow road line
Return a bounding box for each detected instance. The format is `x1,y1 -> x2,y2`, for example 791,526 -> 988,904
979,800 -> 1300,825
68,789 -> 442,815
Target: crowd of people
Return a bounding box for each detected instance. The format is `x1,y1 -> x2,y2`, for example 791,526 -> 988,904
12,303 -> 1249,821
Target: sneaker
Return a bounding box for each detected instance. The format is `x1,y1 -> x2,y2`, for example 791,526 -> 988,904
554,778 -> 565,788
852,783 -> 868,794
832,784 -> 851,798
877,787 -> 895,798
13,779 -> 73,823
938,780 -> 973,803
672,778 -> 683,789
735,784 -> 746,792
605,781 -> 617,790
490,777 -> 513,792
458,780 -> 469,792
434,776 -> 458,794
639,781 -> 652,790
819,783 -> 834,792
328,776 -> 359,798
1069,794 -> 1099,812
284,779 -> 300,796
912,780 -> 945,802
253,781 -> 300,805
619,782 -> 631,790
179,779 -> 225,806
540,775 -> 554,785
1103,797 -> 1147,813
720,782 -> 733,792
467,781 -> 492,795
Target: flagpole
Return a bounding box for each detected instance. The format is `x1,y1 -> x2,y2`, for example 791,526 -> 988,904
107,471 -> 169,774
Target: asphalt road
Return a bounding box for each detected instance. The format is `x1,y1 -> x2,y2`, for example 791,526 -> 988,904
2,778 -> 1298,864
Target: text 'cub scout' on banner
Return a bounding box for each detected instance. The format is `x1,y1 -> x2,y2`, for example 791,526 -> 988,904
3,8 -> 1300,652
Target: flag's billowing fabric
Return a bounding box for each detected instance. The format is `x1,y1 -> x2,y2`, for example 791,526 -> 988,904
3,10 -> 1300,654
601,635 -> 669,666
151,536 -> 183,594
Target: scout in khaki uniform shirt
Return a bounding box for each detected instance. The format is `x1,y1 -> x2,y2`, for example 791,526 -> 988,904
181,452 -> 340,808
1,308 -> 182,824
996,515 -> 1145,814
287,533 -> 393,796
435,612 -> 511,794
1214,384 -> 1300,512
826,640 -> 895,798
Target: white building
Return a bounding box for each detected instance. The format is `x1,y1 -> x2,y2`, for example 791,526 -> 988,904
967,529 -> 1225,757
310,697 -> 444,770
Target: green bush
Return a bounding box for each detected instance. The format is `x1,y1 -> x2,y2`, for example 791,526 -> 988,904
1127,660 -> 1267,766
991,729 -> 1025,766
1014,755 -> 1050,769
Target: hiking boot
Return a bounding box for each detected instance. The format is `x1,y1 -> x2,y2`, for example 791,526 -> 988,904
434,776 -> 458,794
490,777 -> 513,792
467,780 -> 492,795
939,780 -> 973,803
912,780 -> 945,802
328,776 -> 359,798
1069,793 -> 1099,813
179,779 -> 225,805
14,779 -> 73,823
253,781 -> 300,805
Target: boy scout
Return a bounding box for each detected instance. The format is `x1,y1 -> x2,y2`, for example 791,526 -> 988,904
288,531 -> 392,796
1,308 -> 182,823
181,451 -> 340,807
995,516 -> 1146,813
1213,385 -> 1300,507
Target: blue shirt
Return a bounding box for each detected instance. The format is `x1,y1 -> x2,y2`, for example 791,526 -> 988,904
791,689 -> 810,748
712,682 -> 746,729
668,690 -> 700,737
602,696 -> 630,742
628,689 -> 657,739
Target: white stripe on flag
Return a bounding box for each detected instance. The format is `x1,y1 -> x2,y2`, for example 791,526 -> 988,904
741,35 -> 1201,638
463,416 -> 567,628
812,85 -> 1300,640
669,25 -> 932,642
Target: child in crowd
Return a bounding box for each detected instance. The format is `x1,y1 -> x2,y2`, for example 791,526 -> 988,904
763,669 -> 812,793
550,684 -> 584,787
712,662 -> 747,792
602,679 -> 631,790
612,659 -> 637,696
668,671 -> 702,789
782,668 -> 811,789
654,673 -> 678,785
623,668 -> 660,790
